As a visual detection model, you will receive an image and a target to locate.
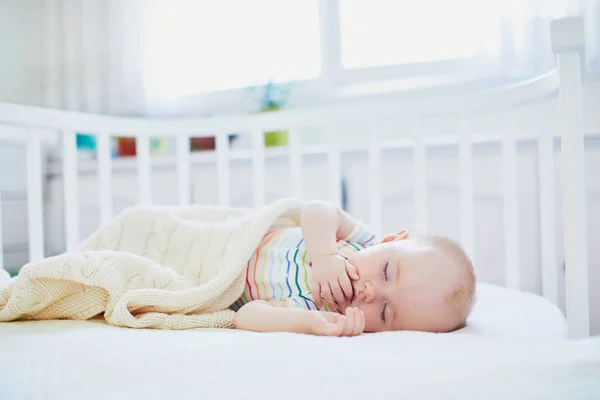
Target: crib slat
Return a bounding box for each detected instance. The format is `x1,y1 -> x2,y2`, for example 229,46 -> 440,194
0,182 -> 3,271
216,132 -> 230,206
63,130 -> 80,252
328,127 -> 342,207
553,27 -> 590,337
176,135 -> 191,205
252,131 -> 266,207
538,134 -> 557,305
503,134 -> 520,289
288,128 -> 302,198
459,130 -> 474,258
413,127 -> 427,231
368,124 -> 382,236
136,135 -> 152,204
26,130 -> 45,261
97,133 -> 113,225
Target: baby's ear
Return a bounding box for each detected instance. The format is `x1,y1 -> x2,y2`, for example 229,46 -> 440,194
381,229 -> 409,243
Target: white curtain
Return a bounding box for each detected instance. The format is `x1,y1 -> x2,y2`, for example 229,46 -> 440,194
39,0 -> 152,115
35,0 -> 600,116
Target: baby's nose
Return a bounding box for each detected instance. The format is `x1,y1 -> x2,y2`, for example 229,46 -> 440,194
363,281 -> 376,303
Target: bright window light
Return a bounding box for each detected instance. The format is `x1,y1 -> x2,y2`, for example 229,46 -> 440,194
145,0 -> 320,98
339,0 -> 485,69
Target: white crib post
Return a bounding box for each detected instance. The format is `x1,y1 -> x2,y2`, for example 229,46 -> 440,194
413,120 -> 428,231
0,182 -> 4,271
368,123 -> 382,236
538,132 -> 558,305
252,130 -> 266,207
288,127 -> 303,199
136,134 -> 152,204
216,132 -> 231,206
27,129 -> 45,261
97,133 -> 113,225
176,135 -> 191,206
328,126 -> 342,207
63,130 -> 80,252
459,119 -> 474,259
502,128 -> 520,290
551,16 -> 590,338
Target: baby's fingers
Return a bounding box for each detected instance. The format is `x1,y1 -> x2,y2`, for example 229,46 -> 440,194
353,309 -> 365,335
322,285 -> 337,312
332,316 -> 347,336
338,274 -> 354,300
312,282 -> 323,308
331,284 -> 347,311
341,308 -> 356,336
345,262 -> 359,280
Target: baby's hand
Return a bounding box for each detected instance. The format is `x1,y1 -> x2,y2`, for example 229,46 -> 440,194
310,254 -> 359,311
306,307 -> 365,337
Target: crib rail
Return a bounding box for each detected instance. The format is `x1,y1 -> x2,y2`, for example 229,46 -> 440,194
0,17 -> 591,338
0,68 -> 559,136
552,17 -> 590,338
0,183 -> 3,272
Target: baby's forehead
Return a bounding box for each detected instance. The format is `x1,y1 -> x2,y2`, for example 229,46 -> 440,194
392,239 -> 445,259
394,240 -> 465,280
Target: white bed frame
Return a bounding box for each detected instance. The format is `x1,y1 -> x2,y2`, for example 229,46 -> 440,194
0,17 -> 593,338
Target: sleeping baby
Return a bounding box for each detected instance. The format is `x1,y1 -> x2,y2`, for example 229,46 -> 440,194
233,200 -> 476,336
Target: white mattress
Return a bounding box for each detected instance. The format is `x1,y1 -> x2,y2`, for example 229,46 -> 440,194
459,282 -> 568,338
1,283 -> 598,400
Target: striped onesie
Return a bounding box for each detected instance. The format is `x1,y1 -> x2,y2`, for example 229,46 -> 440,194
232,222 -> 377,312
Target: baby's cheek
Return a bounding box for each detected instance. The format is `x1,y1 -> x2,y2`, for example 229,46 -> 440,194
356,304 -> 380,332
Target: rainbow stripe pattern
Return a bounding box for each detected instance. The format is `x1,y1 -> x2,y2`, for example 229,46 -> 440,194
232,222 -> 377,312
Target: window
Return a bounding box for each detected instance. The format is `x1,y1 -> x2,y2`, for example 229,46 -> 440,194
339,0 -> 484,69
145,0 -> 321,99
144,0 -> 548,102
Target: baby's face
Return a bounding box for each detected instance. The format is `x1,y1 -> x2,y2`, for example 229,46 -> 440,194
345,238 -> 461,333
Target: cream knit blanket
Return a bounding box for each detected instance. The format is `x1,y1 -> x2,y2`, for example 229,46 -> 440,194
0,197 -> 306,329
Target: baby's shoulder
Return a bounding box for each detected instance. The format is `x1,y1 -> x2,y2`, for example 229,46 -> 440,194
260,226 -> 305,245
340,220 -> 378,247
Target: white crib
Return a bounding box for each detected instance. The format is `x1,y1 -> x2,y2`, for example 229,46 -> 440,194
0,17 -> 595,340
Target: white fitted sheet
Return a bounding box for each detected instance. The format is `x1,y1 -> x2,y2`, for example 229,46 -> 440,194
459,282 -> 568,338
1,283 -> 598,400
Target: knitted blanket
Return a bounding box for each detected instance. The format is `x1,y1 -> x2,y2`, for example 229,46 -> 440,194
0,197 -> 307,329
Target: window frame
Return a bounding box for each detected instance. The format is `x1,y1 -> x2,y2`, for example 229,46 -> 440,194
320,1 -> 479,85
145,0 -> 488,116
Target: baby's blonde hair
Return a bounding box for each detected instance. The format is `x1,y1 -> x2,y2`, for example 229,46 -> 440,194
414,234 -> 476,332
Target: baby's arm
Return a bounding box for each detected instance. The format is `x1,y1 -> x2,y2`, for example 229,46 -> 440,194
300,201 -> 360,310
234,300 -> 313,334
300,200 -> 356,258
234,300 -> 364,336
